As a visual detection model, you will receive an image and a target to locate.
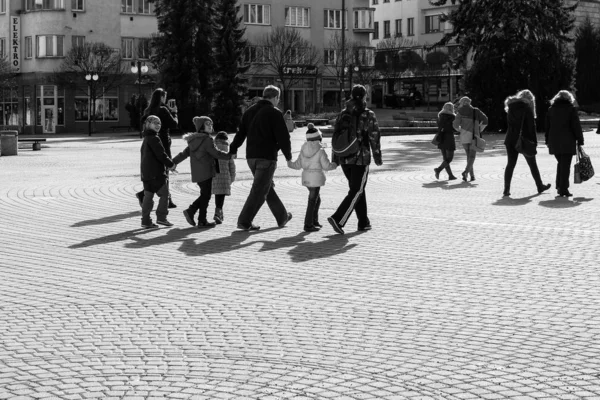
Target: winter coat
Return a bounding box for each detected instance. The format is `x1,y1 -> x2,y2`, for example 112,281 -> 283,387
143,105 -> 178,157
288,141 -> 337,187
545,98 -> 584,155
172,131 -> 230,183
140,128 -> 174,181
230,99 -> 293,161
504,99 -> 537,148
332,99 -> 382,166
284,112 -> 295,132
454,104 -> 488,145
212,141 -> 237,196
436,112 -> 457,151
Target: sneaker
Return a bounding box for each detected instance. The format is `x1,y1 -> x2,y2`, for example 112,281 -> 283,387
136,191 -> 144,207
448,175 -> 457,181
197,221 -> 216,228
183,209 -> 196,226
141,221 -> 159,229
168,198 -> 177,209
358,224 -> 372,231
313,222 -> 323,229
434,168 -> 440,180
304,225 -> 320,232
156,219 -> 174,227
214,208 -> 223,224
279,212 -> 293,228
461,171 -> 467,182
237,223 -> 260,231
327,217 -> 344,235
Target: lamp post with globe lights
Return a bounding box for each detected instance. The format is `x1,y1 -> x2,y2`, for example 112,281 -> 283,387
85,72 -> 99,137
131,61 -> 149,138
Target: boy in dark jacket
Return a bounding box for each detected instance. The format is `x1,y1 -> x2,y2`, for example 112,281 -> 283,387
140,115 -> 175,228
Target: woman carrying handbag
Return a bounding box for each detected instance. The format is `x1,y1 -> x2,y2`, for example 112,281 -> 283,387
545,90 -> 584,197
502,89 -> 551,197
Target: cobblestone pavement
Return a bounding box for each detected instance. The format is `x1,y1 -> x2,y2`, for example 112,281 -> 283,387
2,129 -> 600,400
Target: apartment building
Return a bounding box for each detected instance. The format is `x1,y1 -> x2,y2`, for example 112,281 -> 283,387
0,0 -> 157,134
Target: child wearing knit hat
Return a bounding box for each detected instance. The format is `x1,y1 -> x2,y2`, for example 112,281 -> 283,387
211,131 -> 236,224
287,123 -> 337,232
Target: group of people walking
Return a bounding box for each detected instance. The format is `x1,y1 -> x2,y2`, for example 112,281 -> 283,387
435,89 -> 584,198
139,84 -> 382,234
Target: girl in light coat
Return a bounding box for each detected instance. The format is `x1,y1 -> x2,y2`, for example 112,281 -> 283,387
287,123 -> 337,232
211,131 -> 236,223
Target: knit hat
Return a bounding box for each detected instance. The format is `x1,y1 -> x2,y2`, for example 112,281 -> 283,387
193,116 -> 212,132
351,84 -> 367,100
145,115 -> 161,125
305,123 -> 322,141
214,131 -> 229,142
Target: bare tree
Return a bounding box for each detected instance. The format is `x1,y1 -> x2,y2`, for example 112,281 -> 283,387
253,27 -> 321,111
375,37 -> 421,101
53,42 -> 128,135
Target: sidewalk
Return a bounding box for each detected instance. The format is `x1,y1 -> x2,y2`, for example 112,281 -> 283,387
1,129 -> 600,399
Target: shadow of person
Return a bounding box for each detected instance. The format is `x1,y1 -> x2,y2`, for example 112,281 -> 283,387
422,181 -> 448,189
441,181 -> 477,190
71,211 -> 141,228
287,231 -> 362,263
178,230 -> 261,257
538,196 -> 583,208
69,227 -> 161,249
492,194 -> 538,206
125,226 -> 201,249
572,197 -> 594,203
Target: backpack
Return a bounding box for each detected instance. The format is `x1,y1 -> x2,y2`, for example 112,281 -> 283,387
332,110 -> 363,157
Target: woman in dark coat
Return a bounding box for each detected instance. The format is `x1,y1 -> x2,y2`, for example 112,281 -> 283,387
434,102 -> 457,180
503,89 -> 551,197
545,90 -> 584,197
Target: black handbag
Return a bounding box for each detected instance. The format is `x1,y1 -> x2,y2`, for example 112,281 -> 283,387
575,145 -> 594,182
515,114 -> 537,157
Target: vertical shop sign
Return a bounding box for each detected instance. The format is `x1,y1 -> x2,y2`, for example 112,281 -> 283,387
11,17 -> 20,72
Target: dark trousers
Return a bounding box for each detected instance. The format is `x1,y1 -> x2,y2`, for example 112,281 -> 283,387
504,144 -> 543,191
238,159 -> 288,227
304,187 -> 321,227
214,194 -> 225,209
331,164 -> 370,228
138,170 -> 171,200
437,149 -> 455,176
554,154 -> 573,193
189,178 -> 212,223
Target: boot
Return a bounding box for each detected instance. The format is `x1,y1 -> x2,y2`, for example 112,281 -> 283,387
214,208 -> 223,224
168,195 -> 177,209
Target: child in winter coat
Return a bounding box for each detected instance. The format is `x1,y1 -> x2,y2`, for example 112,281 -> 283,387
172,116 -> 231,228
139,115 -> 175,229
287,123 -> 337,232
211,131 -> 236,224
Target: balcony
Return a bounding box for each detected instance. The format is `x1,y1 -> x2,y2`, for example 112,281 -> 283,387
353,7 -> 375,33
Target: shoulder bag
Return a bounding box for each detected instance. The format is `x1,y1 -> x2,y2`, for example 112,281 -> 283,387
575,145 -> 594,182
471,109 -> 486,152
515,114 -> 537,157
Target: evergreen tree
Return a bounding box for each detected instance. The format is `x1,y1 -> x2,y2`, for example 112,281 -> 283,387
211,0 -> 249,132
431,0 -> 577,130
575,17 -> 600,106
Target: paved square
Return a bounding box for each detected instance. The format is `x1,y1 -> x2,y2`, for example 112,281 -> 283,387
1,129 -> 600,399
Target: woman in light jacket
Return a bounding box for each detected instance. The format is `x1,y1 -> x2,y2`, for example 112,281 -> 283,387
503,89 -> 551,197
545,90 -> 584,197
453,96 -> 488,182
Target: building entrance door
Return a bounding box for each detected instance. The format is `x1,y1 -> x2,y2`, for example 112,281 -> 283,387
41,85 -> 57,134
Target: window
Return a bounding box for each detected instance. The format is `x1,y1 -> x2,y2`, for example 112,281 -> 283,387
425,15 -> 441,33
138,38 -> 151,59
121,38 -> 134,59
25,37 -> 32,59
372,0 -> 378,4
121,0 -> 133,13
285,7 -> 310,27
71,0 -> 84,11
243,46 -> 270,64
354,47 -> 375,67
395,19 -> 402,37
0,0 -> 5,13
26,0 -> 65,10
373,21 -> 379,39
383,20 -> 390,38
243,4 -> 270,25
36,35 -> 64,57
324,9 -> 347,29
138,0 -> 152,14
407,17 -> 414,36
384,0 -> 390,2
72,35 -> 85,49
354,9 -> 374,30
0,38 -> 4,59
324,49 -> 337,65
75,88 -> 119,122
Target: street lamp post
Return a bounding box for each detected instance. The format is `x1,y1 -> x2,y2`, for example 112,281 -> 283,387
131,61 -> 149,138
85,72 -> 99,137
345,64 -> 359,92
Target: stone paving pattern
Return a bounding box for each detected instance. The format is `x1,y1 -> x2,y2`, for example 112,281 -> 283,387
1,128 -> 600,399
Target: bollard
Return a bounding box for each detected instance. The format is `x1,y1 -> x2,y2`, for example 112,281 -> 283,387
0,131 -> 18,156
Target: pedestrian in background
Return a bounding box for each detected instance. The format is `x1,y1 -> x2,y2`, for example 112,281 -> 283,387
211,131 -> 237,224
453,96 -> 488,182
287,123 -> 338,232
503,89 -> 551,197
172,117 -> 231,228
136,88 -> 179,208
545,90 -> 584,197
434,102 -> 458,180
139,115 -> 175,229
284,110 -> 295,133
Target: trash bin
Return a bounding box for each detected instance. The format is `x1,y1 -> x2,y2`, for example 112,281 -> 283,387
0,131 -> 18,156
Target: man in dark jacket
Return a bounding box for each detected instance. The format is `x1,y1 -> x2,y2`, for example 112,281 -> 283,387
229,85 -> 292,231
229,85 -> 293,231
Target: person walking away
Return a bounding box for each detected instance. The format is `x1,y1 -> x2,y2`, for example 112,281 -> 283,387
211,131 -> 237,224
172,117 -> 231,228
545,90 -> 584,197
327,84 -> 383,235
434,102 -> 458,180
453,96 -> 488,182
284,110 -> 295,133
287,123 -> 338,232
229,85 -> 293,231
136,88 -> 179,208
139,115 -> 175,229
503,89 -> 551,197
